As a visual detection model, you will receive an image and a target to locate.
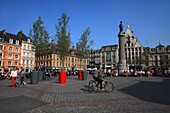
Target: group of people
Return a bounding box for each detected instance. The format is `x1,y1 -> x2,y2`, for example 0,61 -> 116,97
10,67 -> 26,87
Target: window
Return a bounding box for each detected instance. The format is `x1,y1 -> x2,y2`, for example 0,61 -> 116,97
9,47 -> 12,51
28,46 -> 30,50
23,52 -> 25,57
14,62 -> 17,66
31,60 -> 33,64
0,38 -> 4,42
8,61 -> 11,66
9,39 -> 13,44
16,40 -> 19,45
15,55 -> 18,59
0,53 -> 2,58
24,45 -> 26,50
27,60 -> 29,64
8,54 -> 12,59
15,47 -> 18,52
27,53 -> 29,57
27,39 -> 30,43
0,45 -> 3,50
23,60 -> 25,64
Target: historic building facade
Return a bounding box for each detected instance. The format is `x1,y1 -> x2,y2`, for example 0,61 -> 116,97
100,45 -> 119,69
143,44 -> 170,70
36,41 -> 87,72
0,30 -> 22,72
87,25 -> 170,71
124,25 -> 143,68
0,29 -> 35,72
17,30 -> 35,73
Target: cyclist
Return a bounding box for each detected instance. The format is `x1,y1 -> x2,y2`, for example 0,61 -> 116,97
92,69 -> 104,90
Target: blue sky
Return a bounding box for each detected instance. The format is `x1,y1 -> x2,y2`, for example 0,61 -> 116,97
0,0 -> 170,49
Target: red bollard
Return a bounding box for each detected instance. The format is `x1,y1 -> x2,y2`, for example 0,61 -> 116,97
12,77 -> 16,88
59,71 -> 66,84
78,70 -> 82,80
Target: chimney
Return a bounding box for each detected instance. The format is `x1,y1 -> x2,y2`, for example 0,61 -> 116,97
18,29 -> 23,38
2,29 -> 6,35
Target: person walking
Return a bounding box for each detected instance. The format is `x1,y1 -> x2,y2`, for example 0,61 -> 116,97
10,68 -> 18,88
20,67 -> 25,86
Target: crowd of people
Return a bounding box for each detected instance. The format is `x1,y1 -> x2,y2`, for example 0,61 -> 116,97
0,67 -> 27,87
89,68 -> 170,77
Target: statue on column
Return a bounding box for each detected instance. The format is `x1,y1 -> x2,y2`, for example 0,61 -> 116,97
119,21 -> 123,33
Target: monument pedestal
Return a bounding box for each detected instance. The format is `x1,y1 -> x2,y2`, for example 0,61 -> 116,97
118,63 -> 127,76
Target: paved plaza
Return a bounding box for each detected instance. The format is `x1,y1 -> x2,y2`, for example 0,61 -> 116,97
0,75 -> 170,113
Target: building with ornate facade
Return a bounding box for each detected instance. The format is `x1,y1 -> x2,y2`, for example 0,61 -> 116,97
0,29 -> 35,72
36,40 -> 87,72
143,44 -> 170,70
17,30 -> 35,73
0,30 -> 22,72
87,25 -> 170,71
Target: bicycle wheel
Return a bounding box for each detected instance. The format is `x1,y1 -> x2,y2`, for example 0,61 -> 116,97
88,80 -> 96,93
104,82 -> 114,93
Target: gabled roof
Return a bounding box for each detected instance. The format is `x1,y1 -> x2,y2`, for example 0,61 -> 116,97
17,30 -> 32,42
156,43 -> 165,48
0,30 -> 19,39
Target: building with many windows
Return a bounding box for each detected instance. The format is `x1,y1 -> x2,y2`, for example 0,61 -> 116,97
17,30 -> 35,73
0,29 -> 35,72
35,40 -> 87,72
0,30 -> 22,72
143,44 -> 170,70
88,25 -> 170,71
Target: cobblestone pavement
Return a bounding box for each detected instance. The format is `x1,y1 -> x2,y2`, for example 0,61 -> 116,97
0,75 -> 170,113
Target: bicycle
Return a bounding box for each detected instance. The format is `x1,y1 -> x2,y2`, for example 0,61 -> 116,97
88,79 -> 114,93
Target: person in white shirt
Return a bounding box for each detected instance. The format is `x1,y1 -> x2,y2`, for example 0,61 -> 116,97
11,68 -> 18,88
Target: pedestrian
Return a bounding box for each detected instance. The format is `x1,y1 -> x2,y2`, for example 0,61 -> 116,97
10,68 -> 18,88
20,67 -> 25,86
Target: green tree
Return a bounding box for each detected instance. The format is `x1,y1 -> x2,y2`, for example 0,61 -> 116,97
55,13 -> 71,70
29,16 -> 50,56
76,27 -> 94,68
29,16 -> 50,69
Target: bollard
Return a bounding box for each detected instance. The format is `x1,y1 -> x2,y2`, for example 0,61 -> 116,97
78,70 -> 82,80
59,71 -> 66,84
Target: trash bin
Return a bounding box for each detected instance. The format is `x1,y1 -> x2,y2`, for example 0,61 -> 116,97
78,70 -> 82,80
30,72 -> 38,84
59,71 -> 66,84
82,71 -> 87,80
38,71 -> 43,82
43,72 -> 46,80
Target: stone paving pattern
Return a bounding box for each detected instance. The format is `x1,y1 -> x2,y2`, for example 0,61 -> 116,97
0,75 -> 170,113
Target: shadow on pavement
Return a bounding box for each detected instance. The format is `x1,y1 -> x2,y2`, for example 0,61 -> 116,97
119,78 -> 170,105
0,96 -> 47,113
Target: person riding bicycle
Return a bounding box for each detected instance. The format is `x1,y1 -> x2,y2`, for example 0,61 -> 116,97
92,69 -> 104,90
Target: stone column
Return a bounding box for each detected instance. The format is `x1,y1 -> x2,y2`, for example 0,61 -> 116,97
118,32 -> 127,76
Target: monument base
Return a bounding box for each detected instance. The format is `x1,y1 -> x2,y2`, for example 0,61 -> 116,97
118,63 -> 127,76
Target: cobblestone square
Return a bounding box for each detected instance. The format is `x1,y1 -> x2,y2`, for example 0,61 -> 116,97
0,75 -> 170,113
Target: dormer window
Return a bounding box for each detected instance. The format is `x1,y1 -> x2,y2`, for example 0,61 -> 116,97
0,38 -> 4,42
9,39 -> 13,44
16,40 -> 19,45
27,39 -> 30,43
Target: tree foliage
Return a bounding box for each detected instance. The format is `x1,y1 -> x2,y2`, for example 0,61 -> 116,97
55,13 -> 71,69
76,27 -> 94,58
29,16 -> 50,56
